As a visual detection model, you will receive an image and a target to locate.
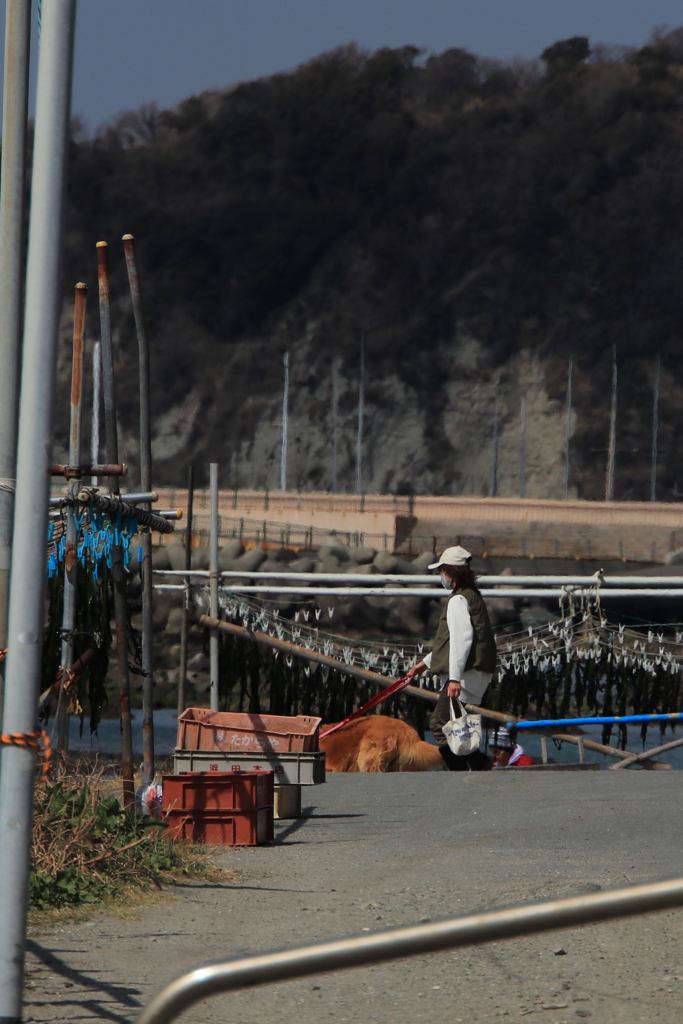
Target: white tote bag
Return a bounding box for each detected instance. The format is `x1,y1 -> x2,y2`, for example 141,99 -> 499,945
442,698 -> 483,757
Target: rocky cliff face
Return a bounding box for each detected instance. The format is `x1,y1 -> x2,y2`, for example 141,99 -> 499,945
51,33 -> 683,503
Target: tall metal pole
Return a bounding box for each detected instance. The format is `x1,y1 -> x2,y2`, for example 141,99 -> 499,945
605,346 -> 617,502
90,341 -> 101,486
332,360 -> 339,494
96,240 -> 134,806
519,396 -> 526,499
651,353 -> 660,503
0,2 -> 77,1018
0,0 -> 32,724
491,378 -> 500,498
122,234 -> 154,784
209,463 -> 219,712
178,465 -> 194,715
279,352 -> 289,492
355,336 -> 364,495
56,283 -> 87,756
563,355 -> 573,500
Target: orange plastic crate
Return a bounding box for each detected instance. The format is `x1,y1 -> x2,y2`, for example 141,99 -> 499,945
177,708 -> 321,753
164,806 -> 274,845
162,770 -> 273,814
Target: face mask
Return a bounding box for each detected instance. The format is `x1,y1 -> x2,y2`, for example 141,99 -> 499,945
440,573 -> 451,590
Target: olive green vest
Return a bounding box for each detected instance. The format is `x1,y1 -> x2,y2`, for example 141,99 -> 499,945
429,588 -> 497,677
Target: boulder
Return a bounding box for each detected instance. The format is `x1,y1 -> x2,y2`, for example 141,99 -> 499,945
373,550 -> 399,574
167,540 -> 187,571
152,546 -> 171,571
232,547 -> 268,572
348,545 -> 376,564
319,541 -> 350,562
411,552 -> 434,574
219,538 -> 245,561
191,546 -> 210,569
290,556 -> 315,573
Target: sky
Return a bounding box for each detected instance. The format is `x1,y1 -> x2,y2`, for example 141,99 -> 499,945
2,0 -> 683,131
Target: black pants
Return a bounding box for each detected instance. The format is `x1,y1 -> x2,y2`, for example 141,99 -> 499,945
439,744 -> 490,772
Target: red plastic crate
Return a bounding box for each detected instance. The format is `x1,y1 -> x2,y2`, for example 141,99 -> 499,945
177,707 -> 321,753
162,770 -> 273,814
164,806 -> 274,845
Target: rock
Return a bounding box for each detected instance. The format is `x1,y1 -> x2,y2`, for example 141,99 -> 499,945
665,545 -> 683,565
191,546 -> 210,569
232,547 -> 267,572
318,553 -> 343,573
165,607 -> 184,635
348,546 -> 376,564
221,538 -> 245,560
374,551 -> 399,573
188,652 -> 210,671
319,541 -> 350,561
411,552 -> 434,573
290,557 -> 315,573
354,563 -> 379,575
167,540 -> 187,571
152,546 -> 171,570
394,556 -> 419,574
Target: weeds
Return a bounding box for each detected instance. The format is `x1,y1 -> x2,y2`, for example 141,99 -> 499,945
30,763 -> 215,911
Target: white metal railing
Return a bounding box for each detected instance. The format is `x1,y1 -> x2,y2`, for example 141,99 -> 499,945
135,877 -> 683,1024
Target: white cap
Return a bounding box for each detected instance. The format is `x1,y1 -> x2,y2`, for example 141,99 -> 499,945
428,545 -> 472,571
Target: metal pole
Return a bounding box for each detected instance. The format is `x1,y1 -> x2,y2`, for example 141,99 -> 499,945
491,378 -> 500,497
96,240 -> 134,806
135,877 -> 683,1024
178,465 -> 194,715
332,360 -> 339,493
651,353 -> 660,503
605,346 -> 617,501
279,352 -> 289,491
122,233 -> 154,784
563,355 -> 572,500
209,463 -> 219,712
0,0 -> 32,724
355,336 -> 364,495
55,283 -> 87,756
90,340 -> 101,486
519,396 -> 526,499
0,3 -> 77,1019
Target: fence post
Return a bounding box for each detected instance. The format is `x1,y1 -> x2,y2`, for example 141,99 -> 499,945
97,240 -> 134,806
56,283 -> 87,755
178,465 -> 194,715
0,2 -> 77,1017
122,233 -> 155,784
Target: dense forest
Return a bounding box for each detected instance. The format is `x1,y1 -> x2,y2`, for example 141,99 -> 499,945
51,28 -> 683,500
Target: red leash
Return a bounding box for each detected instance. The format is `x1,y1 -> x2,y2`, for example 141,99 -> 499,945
319,675 -> 413,739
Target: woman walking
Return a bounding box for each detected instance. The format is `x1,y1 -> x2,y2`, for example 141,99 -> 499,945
407,546 -> 497,771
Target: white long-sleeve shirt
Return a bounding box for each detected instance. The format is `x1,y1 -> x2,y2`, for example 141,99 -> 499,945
422,594 -> 491,703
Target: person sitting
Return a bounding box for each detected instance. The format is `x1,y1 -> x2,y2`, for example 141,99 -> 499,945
489,726 -> 535,767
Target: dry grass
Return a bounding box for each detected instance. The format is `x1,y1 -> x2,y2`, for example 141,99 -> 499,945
30,758 -> 231,912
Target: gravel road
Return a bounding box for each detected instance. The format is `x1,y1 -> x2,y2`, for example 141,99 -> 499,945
25,771 -> 683,1024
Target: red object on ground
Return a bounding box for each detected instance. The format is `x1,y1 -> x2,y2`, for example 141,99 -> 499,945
319,676 -> 411,740
162,770 -> 274,814
177,707 -> 321,753
164,806 -> 274,845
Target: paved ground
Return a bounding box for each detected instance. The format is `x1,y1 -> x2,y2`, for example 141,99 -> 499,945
25,772 -> 683,1024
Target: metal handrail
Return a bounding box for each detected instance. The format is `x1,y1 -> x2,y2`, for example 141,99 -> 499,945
154,569 -> 683,587
135,877 -> 683,1024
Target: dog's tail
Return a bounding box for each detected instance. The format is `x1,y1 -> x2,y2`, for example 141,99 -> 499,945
396,739 -> 444,772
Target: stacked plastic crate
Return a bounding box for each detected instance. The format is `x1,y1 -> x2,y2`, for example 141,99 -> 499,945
162,769 -> 274,845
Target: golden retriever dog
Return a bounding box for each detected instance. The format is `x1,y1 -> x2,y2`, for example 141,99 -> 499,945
320,715 -> 444,773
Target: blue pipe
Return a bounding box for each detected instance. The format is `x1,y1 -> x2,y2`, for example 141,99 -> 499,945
509,713 -> 683,730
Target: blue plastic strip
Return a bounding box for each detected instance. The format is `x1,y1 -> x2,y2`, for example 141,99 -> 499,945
510,713 -> 683,729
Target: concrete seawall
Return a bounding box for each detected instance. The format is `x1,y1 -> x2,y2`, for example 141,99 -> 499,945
155,489 -> 683,563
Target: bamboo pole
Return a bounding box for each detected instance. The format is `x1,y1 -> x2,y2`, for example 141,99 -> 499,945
178,465 -> 194,714
611,734 -> 683,769
200,614 -> 669,767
